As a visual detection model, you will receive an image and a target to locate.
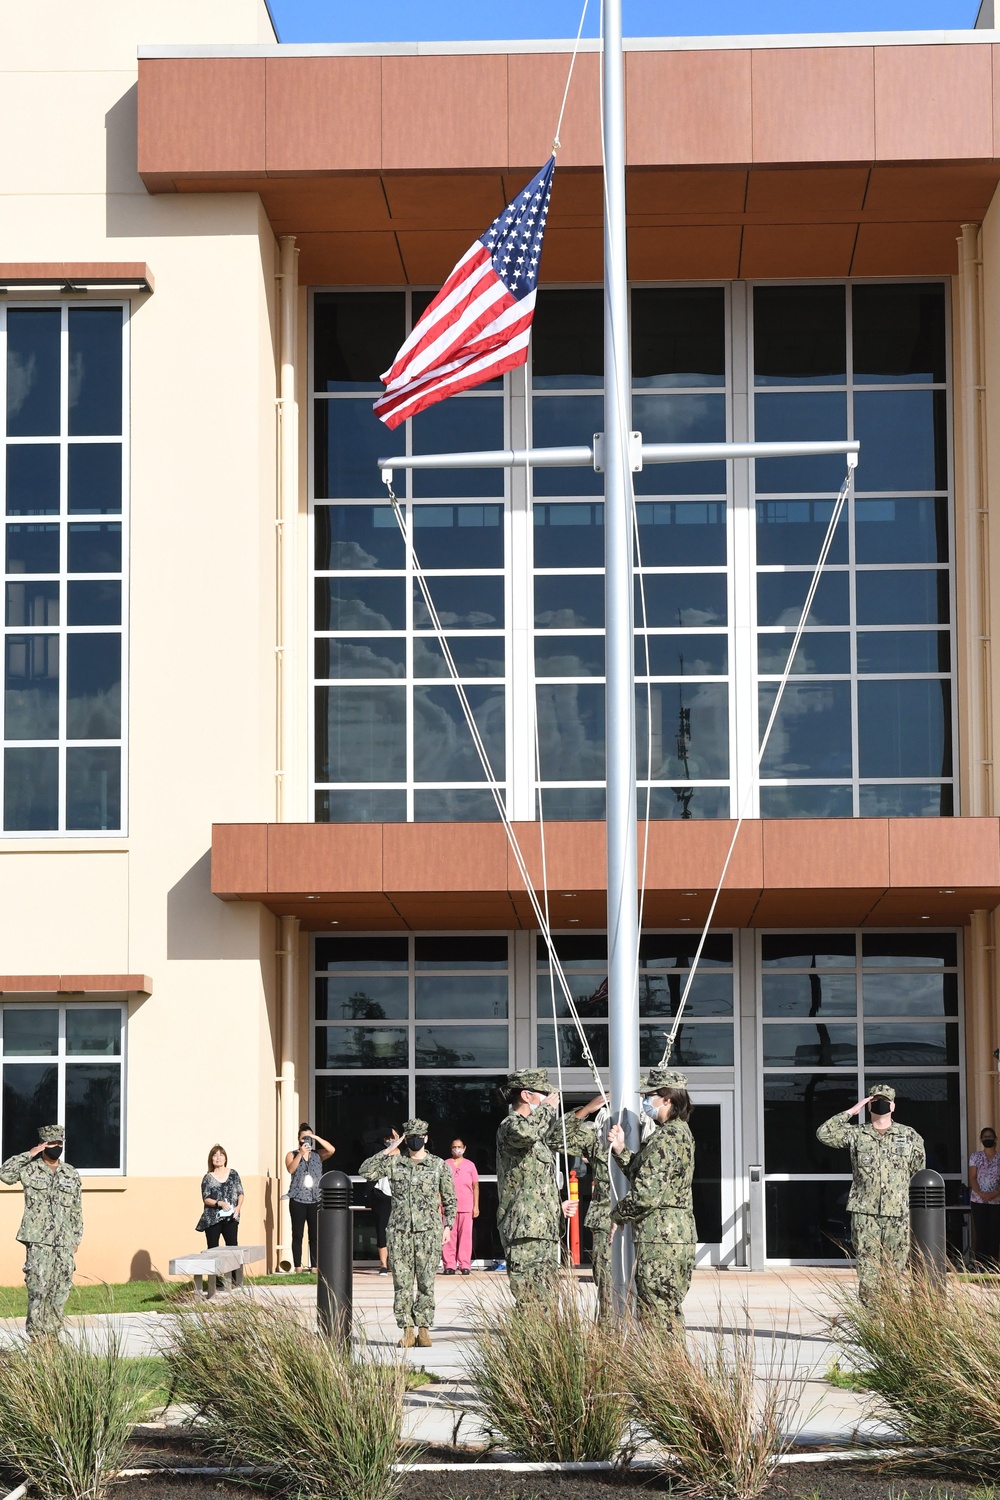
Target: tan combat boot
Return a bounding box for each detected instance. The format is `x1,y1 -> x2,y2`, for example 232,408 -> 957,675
398,1326 -> 415,1348
416,1326 -> 432,1347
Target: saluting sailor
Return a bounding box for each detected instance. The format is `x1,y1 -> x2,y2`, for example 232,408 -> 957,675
0,1124 -> 83,1339
816,1084 -> 925,1303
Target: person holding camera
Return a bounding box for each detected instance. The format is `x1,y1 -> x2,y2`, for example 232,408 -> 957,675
199,1144 -> 244,1249
284,1123 -> 335,1273
359,1118 -> 456,1349
816,1085 -> 925,1303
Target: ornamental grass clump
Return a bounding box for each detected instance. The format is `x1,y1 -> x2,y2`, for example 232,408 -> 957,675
463,1276 -> 630,1461
162,1295 -> 407,1500
826,1258 -> 1000,1472
0,1330 -> 158,1500
626,1316 -> 806,1500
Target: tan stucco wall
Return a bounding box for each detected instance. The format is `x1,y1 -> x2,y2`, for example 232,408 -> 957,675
0,1 -> 287,1281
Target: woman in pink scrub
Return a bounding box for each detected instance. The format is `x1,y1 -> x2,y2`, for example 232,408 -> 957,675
442,1138 -> 479,1275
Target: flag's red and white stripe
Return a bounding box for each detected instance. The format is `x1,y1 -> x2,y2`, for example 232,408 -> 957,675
375,157 -> 553,430
375,296 -> 535,429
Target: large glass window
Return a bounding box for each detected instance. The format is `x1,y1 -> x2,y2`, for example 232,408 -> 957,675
313,933 -> 511,1167
3,306 -> 127,833
311,282 -> 952,822
536,931 -> 735,1069
0,1001 -> 125,1170
754,284 -> 952,817
760,931 -> 961,1260
313,292 -> 506,823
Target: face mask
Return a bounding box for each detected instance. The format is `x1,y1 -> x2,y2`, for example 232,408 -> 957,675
984,1137 -> 997,1148
405,1135 -> 425,1152
870,1098 -> 892,1116
43,1145 -> 63,1160
641,1098 -> 660,1121
451,1147 -> 465,1156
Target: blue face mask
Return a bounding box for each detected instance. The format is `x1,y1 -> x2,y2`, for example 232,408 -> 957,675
641,1097 -> 660,1121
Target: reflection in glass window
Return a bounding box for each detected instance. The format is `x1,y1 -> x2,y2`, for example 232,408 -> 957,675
761,972 -> 857,1016
644,1023 -> 734,1068
414,976 -> 508,1019
762,1023 -> 858,1067
315,976 -> 408,1021
0,1003 -> 124,1169
415,1026 -> 509,1069
317,1027 -> 408,1070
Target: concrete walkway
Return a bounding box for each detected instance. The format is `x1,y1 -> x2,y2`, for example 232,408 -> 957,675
0,1266 -> 896,1452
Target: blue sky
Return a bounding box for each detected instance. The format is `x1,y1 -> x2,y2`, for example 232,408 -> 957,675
267,0 -> 981,45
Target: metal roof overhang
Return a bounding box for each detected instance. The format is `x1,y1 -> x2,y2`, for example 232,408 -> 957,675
211,818 -> 1000,931
136,38 -> 1000,283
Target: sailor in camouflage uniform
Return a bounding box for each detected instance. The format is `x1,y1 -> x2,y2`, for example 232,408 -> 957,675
0,1124 -> 83,1340
816,1084 -> 925,1304
608,1068 -> 696,1334
359,1118 -> 456,1348
495,1068 -> 584,1301
573,1095 -> 656,1319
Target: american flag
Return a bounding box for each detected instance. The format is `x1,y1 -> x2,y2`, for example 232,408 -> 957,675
373,157 -> 555,430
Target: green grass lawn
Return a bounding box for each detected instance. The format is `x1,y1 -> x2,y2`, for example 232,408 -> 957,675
0,1271 -> 319,1319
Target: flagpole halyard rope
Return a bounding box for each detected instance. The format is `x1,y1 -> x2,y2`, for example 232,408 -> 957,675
553,0 -> 591,152
381,477 -> 608,1102
657,462 -> 856,1066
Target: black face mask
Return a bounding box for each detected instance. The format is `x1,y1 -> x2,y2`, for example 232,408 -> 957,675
984,1137 -> 997,1148
870,1098 -> 892,1116
404,1135 -> 425,1152
43,1145 -> 63,1160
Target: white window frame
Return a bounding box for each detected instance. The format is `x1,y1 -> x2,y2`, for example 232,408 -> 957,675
0,999 -> 127,1174
1,300 -> 130,838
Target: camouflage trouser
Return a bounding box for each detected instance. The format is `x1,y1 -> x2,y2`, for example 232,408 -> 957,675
505,1237 -> 560,1303
387,1227 -> 440,1329
589,1225 -> 612,1318
635,1241 -> 695,1334
852,1212 -> 909,1305
24,1242 -> 75,1340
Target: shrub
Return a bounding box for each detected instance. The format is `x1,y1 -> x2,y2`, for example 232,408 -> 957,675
626,1316 -> 806,1499
0,1330 -> 157,1500
162,1295 -> 406,1500
462,1275 -> 630,1462
826,1258 -> 1000,1473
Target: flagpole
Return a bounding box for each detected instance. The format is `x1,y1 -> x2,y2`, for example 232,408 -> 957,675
602,0 -> 641,1316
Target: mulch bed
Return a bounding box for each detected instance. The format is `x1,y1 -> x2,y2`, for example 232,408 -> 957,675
101,1433 -> 998,1500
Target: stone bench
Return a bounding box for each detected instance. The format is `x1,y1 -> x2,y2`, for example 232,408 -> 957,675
168,1244 -> 267,1298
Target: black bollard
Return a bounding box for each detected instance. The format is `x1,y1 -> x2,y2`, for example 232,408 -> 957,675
909,1167 -> 947,1284
317,1169 -> 353,1341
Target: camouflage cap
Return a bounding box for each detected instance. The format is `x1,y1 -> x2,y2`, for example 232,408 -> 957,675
401,1119 -> 429,1136
868,1084 -> 896,1102
638,1068 -> 689,1095
506,1068 -> 552,1093
38,1124 -> 65,1142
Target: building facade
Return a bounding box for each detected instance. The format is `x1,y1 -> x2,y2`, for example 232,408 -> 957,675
3,0 -> 1000,1277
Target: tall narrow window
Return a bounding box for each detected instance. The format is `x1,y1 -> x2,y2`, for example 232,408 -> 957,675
3,305 -> 127,833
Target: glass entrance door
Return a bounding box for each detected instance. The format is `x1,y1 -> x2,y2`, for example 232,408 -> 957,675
690,1090 -> 737,1265
561,1087 -> 736,1268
